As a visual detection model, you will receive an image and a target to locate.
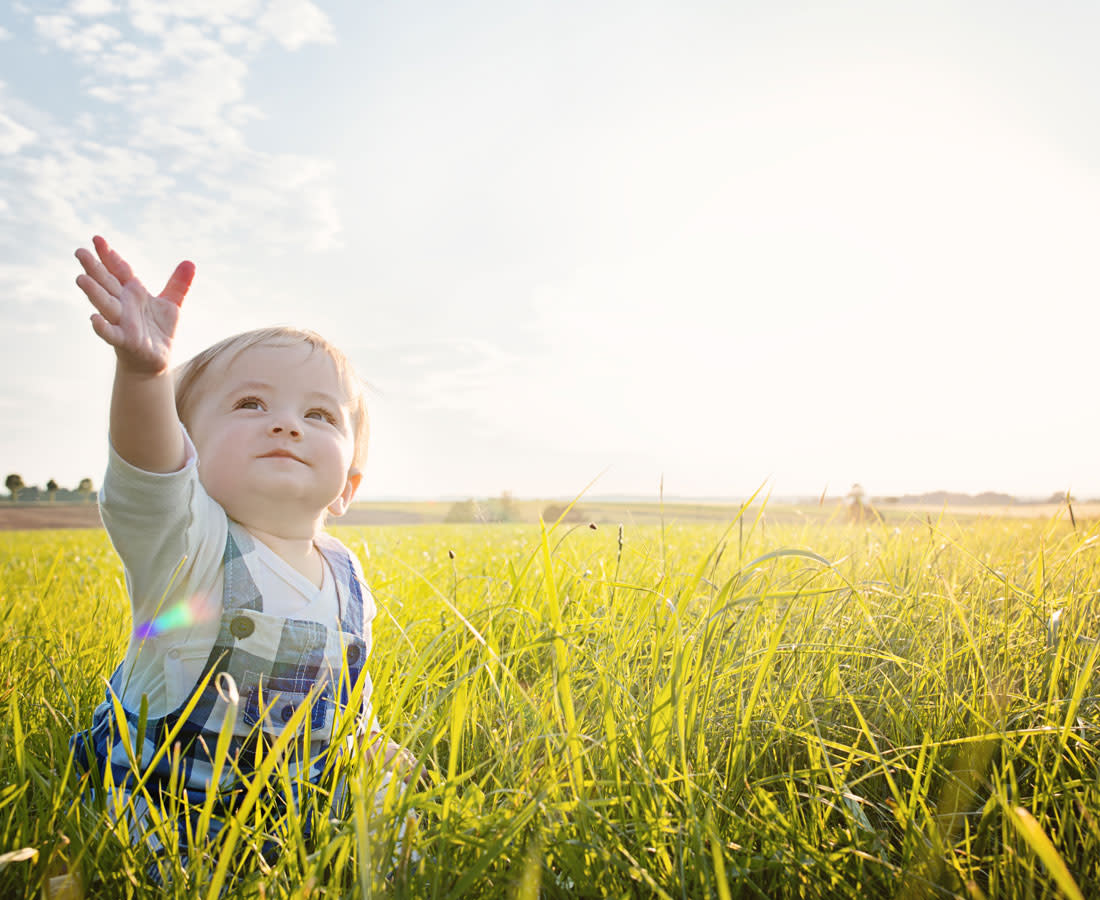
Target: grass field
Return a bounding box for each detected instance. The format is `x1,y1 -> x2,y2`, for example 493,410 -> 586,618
1,507 -> 1099,898
3,496 -> 1097,531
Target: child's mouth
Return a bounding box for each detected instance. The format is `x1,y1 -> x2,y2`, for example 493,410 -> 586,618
260,449 -> 306,464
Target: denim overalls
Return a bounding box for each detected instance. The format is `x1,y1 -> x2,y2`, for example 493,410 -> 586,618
72,520 -> 374,841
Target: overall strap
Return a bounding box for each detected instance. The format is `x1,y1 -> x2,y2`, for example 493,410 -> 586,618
337,549 -> 365,636
163,520 -> 265,723
223,521 -> 264,613
316,533 -> 364,636
314,535 -> 369,710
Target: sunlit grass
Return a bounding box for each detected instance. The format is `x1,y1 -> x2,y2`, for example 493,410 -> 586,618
1,510 -> 1099,897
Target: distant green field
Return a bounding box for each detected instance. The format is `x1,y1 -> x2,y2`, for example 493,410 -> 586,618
1,513 -> 1098,897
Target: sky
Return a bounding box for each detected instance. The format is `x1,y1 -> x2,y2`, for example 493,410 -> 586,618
1,0 -> 1098,501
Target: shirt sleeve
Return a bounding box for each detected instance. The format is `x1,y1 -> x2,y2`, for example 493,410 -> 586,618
99,425 -> 227,628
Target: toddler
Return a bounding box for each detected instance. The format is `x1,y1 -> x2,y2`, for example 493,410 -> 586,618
70,236 -> 407,866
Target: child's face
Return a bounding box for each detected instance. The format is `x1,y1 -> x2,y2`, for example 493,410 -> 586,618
185,342 -> 361,533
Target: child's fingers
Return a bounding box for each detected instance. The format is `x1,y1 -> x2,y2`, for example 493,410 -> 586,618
89,312 -> 124,347
76,273 -> 122,324
391,747 -> 418,781
75,246 -> 123,298
159,260 -> 196,307
92,235 -> 136,287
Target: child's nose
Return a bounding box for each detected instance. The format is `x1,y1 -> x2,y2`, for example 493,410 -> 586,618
270,421 -> 301,438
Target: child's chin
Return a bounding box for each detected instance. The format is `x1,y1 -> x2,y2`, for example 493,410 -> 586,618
213,481 -> 316,519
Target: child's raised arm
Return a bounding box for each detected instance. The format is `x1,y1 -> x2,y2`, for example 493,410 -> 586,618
76,236 -> 195,473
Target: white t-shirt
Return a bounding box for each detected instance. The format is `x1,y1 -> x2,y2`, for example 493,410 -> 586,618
99,428 -> 358,720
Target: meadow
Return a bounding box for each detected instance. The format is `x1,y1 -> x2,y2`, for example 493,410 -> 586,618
1,507 -> 1098,898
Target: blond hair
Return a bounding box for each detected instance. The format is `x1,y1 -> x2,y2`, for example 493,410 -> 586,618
174,326 -> 369,470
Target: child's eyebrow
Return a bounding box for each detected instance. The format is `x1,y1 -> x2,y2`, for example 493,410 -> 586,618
229,379 -> 273,394
304,391 -> 347,409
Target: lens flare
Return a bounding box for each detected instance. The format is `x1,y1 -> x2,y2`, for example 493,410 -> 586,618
133,592 -> 212,639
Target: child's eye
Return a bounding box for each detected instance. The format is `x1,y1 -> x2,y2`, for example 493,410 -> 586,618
306,408 -> 337,425
234,396 -> 265,411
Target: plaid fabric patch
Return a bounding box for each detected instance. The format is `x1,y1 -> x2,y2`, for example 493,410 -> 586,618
72,520 -> 375,805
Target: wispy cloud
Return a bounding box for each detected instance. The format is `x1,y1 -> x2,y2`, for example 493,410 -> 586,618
0,0 -> 340,311
69,0 -> 120,15
258,0 -> 334,50
0,109 -> 35,154
397,338 -> 523,411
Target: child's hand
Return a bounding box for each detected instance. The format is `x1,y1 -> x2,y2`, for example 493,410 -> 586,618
76,235 -> 195,375
365,733 -> 419,784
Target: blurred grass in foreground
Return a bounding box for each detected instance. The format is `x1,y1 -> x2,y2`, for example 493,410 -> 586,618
0,509 -> 1098,898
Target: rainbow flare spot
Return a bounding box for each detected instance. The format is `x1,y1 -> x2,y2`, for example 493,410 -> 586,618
133,592 -> 213,640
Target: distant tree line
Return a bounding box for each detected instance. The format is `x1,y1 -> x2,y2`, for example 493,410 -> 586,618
5,474 -> 95,503
540,503 -> 589,524
445,492 -> 519,524
443,492 -> 589,525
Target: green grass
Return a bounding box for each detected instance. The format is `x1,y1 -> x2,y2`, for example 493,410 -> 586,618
1,510 -> 1099,898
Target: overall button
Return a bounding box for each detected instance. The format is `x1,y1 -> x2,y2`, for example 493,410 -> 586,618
280,704 -> 295,722
230,616 -> 254,639
347,645 -> 361,664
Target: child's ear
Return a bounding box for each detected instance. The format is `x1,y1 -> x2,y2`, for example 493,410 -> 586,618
328,468 -> 362,518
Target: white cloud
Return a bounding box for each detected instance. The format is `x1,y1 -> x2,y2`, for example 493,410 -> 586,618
219,22 -> 261,49
0,135 -> 173,302
0,26 -> 11,40
258,0 -> 334,50
127,4 -> 166,35
0,0 -> 340,336
0,113 -> 37,154
93,40 -> 163,79
69,0 -> 120,15
33,15 -> 76,44
29,0 -> 332,164
86,85 -> 121,103
13,0 -> 341,253
398,339 -> 522,409
35,15 -> 122,55
125,0 -> 263,32
131,153 -> 341,256
227,103 -> 264,126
